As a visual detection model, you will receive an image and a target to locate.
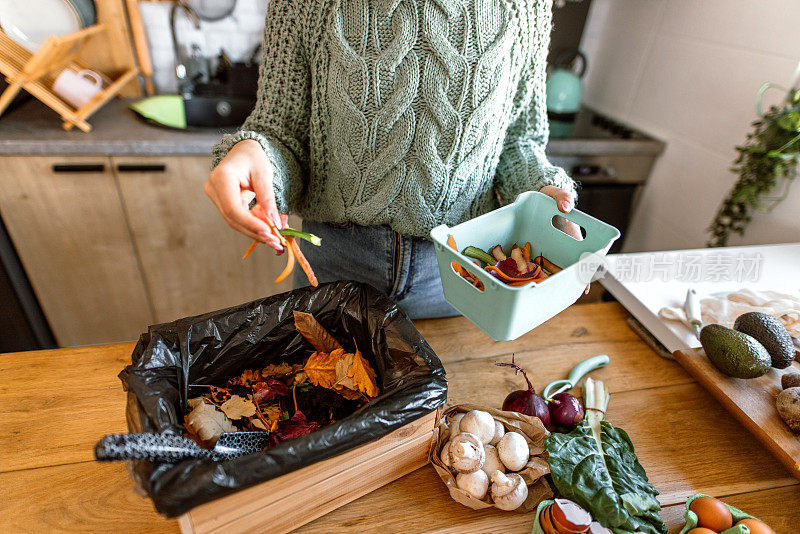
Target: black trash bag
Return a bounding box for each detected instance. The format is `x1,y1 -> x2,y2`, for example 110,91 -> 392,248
120,280 -> 448,517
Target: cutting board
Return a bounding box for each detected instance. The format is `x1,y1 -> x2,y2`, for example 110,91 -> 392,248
673,348 -> 800,481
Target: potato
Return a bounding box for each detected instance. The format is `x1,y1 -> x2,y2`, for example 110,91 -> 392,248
776,387 -> 800,433
782,372 -> 800,390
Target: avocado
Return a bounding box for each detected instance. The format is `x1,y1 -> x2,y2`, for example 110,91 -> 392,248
699,324 -> 771,379
733,312 -> 795,369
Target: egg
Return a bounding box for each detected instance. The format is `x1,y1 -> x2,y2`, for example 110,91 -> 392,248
689,496 -> 733,531
686,529 -> 716,534
735,518 -> 774,534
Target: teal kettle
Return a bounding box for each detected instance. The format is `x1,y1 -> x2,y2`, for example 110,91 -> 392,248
546,50 -> 587,138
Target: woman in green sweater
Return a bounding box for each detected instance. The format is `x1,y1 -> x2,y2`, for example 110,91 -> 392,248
206,0 -> 578,318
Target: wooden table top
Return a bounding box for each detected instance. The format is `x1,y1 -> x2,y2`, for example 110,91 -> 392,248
1,302 -> 798,533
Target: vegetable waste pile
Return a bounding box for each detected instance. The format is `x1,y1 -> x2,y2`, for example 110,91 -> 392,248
184,311 -> 379,448
447,235 -> 563,289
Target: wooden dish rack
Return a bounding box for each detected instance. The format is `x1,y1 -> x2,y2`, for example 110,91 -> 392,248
0,25 -> 139,132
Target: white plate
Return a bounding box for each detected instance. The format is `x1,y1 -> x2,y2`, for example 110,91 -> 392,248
0,0 -> 83,52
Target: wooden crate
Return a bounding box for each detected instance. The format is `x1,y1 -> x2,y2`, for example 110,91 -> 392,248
178,409 -> 440,534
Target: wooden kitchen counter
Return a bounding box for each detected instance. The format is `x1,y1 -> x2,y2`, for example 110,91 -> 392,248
1,302 -> 797,533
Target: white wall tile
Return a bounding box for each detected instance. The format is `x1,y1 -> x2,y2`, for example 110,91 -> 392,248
659,0 -> 800,60
580,0 -> 666,119
628,35 -> 798,159
580,0 -> 800,251
728,180 -> 800,246
625,138 -> 736,251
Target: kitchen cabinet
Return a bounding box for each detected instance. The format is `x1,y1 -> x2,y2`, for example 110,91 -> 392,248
0,154 -> 296,347
0,156 -> 153,346
113,156 -> 294,323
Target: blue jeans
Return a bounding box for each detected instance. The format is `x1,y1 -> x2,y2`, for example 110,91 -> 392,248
292,220 -> 458,320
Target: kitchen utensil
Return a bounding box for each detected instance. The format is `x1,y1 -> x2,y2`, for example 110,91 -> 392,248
542,354 -> 609,399
684,288 -> 702,340
52,68 -> 102,108
627,317 -> 673,360
67,0 -> 96,28
431,191 -> 620,341
0,0 -> 91,52
187,0 -> 236,21
95,431 -> 270,462
546,49 -> 586,138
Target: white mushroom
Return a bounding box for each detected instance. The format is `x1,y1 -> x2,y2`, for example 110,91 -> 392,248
439,440 -> 452,467
481,444 -> 505,477
448,433 -> 485,473
449,413 -> 465,435
459,410 -> 496,444
456,470 -> 489,500
490,471 -> 528,511
497,431 -> 529,471
488,420 -> 505,446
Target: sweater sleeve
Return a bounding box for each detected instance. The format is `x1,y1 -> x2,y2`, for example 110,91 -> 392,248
493,12 -> 576,205
211,0 -> 311,213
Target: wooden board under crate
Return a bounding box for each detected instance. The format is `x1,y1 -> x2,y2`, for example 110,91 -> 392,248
673,348 -> 800,481
179,409 -> 440,534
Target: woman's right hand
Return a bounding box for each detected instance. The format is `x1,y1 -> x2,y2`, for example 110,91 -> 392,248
204,139 -> 286,251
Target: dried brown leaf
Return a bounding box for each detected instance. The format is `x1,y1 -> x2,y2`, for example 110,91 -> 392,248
349,348 -> 379,397
303,349 -> 345,389
185,399 -> 235,444
251,418 -> 268,430
294,311 -> 342,353
334,352 -> 356,391
219,395 -> 257,419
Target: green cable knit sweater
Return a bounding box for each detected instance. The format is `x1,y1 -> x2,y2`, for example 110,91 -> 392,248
212,0 -> 575,237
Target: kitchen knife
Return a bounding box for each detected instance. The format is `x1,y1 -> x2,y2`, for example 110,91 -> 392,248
684,288 -> 702,340
94,431 -> 270,463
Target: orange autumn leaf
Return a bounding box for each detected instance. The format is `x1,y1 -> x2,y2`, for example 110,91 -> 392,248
294,311 -> 342,353
349,348 -> 379,397
303,348 -> 345,389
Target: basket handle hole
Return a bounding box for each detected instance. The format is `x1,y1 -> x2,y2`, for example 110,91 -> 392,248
451,262 -> 485,292
552,215 -> 586,240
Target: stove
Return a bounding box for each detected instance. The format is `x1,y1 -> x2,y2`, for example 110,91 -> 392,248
546,107 -> 665,252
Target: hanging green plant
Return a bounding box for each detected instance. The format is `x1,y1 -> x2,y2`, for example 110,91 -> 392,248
707,85 -> 800,247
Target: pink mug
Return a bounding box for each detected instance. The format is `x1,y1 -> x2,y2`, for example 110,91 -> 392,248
52,69 -> 103,109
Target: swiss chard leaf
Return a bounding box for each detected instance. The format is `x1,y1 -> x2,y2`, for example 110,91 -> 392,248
546,421 -> 666,534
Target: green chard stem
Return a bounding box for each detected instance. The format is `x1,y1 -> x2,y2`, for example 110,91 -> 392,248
585,377 -> 609,471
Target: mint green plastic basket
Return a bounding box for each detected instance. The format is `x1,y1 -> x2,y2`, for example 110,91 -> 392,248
430,191 -> 620,341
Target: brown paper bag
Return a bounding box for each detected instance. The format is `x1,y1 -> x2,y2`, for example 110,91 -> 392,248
428,404 -> 553,512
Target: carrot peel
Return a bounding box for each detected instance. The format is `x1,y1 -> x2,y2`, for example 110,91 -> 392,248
242,240 -> 259,260
288,237 -> 318,287
274,241 -> 296,284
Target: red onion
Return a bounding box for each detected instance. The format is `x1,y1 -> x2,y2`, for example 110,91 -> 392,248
548,392 -> 585,429
496,357 -> 549,427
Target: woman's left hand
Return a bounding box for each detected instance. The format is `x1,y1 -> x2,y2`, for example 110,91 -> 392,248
539,185 -> 590,294
539,185 -> 582,240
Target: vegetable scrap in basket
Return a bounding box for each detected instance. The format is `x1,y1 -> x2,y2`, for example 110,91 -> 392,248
184,310 -> 380,448
448,234 -> 562,288
242,203 -> 320,287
